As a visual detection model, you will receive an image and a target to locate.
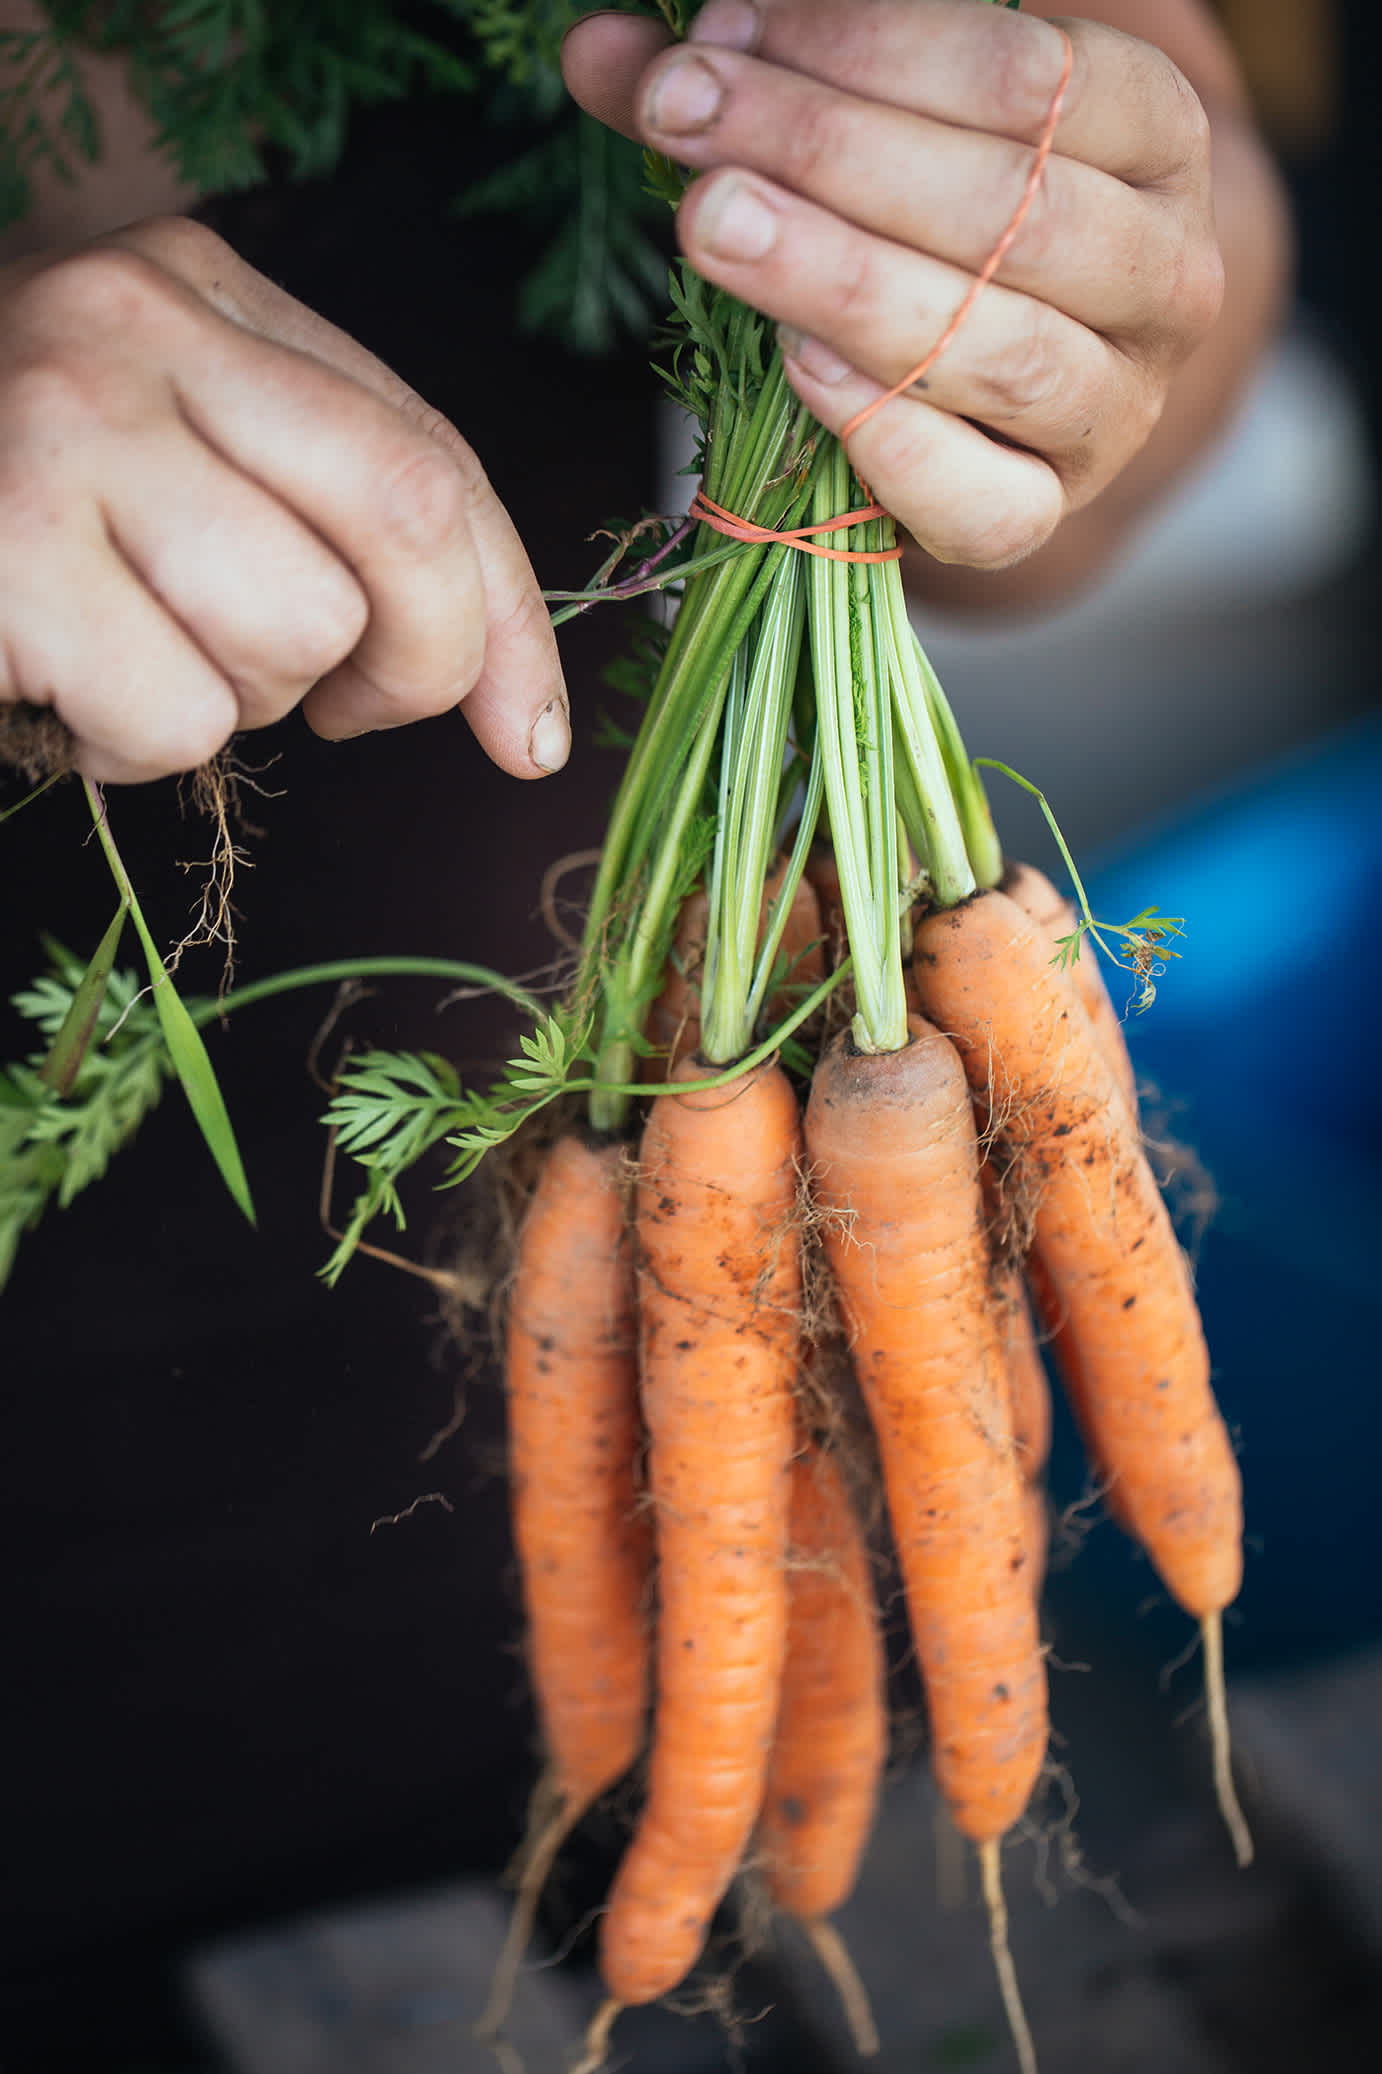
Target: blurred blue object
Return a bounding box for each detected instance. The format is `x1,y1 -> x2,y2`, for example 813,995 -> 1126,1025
1051,713 -> 1382,1671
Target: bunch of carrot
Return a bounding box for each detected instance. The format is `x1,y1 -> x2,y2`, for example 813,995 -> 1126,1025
325,7 -> 1249,2059
467,232 -> 1250,2061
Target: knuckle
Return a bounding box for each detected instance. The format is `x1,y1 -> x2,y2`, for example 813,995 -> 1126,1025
829,240 -> 885,337
119,213 -> 236,283
776,86 -> 847,193
139,689 -> 238,779
18,244 -> 180,343
1161,60 -> 1214,181
281,566 -> 370,678
959,485 -> 1062,571
374,441 -> 472,560
0,346 -> 151,474
990,20 -> 1070,139
968,306 -> 1064,425
1172,230 -> 1226,346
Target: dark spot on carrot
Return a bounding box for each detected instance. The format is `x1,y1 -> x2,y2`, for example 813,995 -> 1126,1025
1123,1294 -> 1137,1309
780,1793 -> 808,1827
992,1683 -> 1010,1701
538,1334 -> 556,1353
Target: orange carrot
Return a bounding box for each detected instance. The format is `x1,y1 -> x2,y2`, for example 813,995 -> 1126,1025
758,1434 -> 886,2059
804,842 -> 846,966
642,863 -> 824,1079
759,1439 -> 886,1922
481,1133 -> 651,2037
913,891 -> 1251,1865
1002,859 -> 1138,1116
912,889 -> 1241,1624
978,1155 -> 1053,1490
505,1134 -> 650,1812
599,1055 -> 802,2009
803,1019 -> 1048,1846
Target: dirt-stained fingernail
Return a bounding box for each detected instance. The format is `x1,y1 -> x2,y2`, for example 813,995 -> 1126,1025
690,0 -> 761,53
645,52 -> 725,135
528,697 -> 571,775
778,326 -> 853,385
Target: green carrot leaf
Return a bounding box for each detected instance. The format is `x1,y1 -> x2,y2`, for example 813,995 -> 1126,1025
84,781 -> 255,1226
37,899 -> 129,1098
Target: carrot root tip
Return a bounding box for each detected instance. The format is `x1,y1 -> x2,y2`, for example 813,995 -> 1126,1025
570,1996 -> 621,2074
476,1787 -> 581,2043
978,1838 -> 1039,2074
1202,1611 -> 1254,1869
801,1914 -> 880,2058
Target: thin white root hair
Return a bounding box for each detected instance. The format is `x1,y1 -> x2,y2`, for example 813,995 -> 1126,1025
802,1915 -> 880,2058
979,1838 -> 1038,2074
1202,1610 -> 1254,1868
570,1995 -> 621,2074
475,1781 -> 580,2043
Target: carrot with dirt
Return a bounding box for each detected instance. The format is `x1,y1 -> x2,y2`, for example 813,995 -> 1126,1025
803,1021 -> 1048,1841
803,1015 -> 1047,2074
757,1434 -> 887,2058
592,1052 -> 802,2021
911,887 -> 1251,1865
1002,858 -> 1139,1116
478,1131 -> 651,2040
978,1153 -> 1054,1591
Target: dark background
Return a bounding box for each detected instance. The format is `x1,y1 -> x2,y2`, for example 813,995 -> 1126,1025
3,4 -> 1382,2067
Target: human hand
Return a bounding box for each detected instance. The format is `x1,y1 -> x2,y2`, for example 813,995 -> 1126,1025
0,217 -> 568,784
562,0 -> 1227,570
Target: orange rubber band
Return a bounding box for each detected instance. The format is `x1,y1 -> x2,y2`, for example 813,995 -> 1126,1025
689,24 -> 1074,560
688,488 -> 904,563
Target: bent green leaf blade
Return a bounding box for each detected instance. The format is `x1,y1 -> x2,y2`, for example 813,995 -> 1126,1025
36,897 -> 129,1097
85,780 -> 255,1226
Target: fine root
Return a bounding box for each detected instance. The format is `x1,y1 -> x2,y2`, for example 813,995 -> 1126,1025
570,1996 -> 621,2074
801,1915 -> 880,2058
979,1838 -> 1038,2074
1202,1610 -> 1254,1868
476,1773 -> 583,2044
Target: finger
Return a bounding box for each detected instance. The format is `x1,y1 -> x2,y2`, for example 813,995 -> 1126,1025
635,42 -> 1200,342
302,486 -> 571,778
0,533 -> 238,784
675,168 -> 1155,491
560,11 -> 674,141
104,425 -> 369,732
687,0 -> 1211,191
102,227 -> 568,776
787,359 -> 1066,569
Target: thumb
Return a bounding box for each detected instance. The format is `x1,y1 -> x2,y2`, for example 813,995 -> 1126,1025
561,11 -> 675,139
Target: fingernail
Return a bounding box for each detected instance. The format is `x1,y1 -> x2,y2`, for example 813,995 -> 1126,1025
645,52 -> 724,135
528,697 -> 571,775
778,325 -> 853,385
697,176 -> 778,262
689,0 -> 761,53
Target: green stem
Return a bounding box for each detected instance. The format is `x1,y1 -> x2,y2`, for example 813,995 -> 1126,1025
911,634 -> 1003,890
880,559 -> 975,910
744,730 -> 824,1036
701,545 -> 805,1065
194,958 -> 549,1029
807,445 -> 908,1054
